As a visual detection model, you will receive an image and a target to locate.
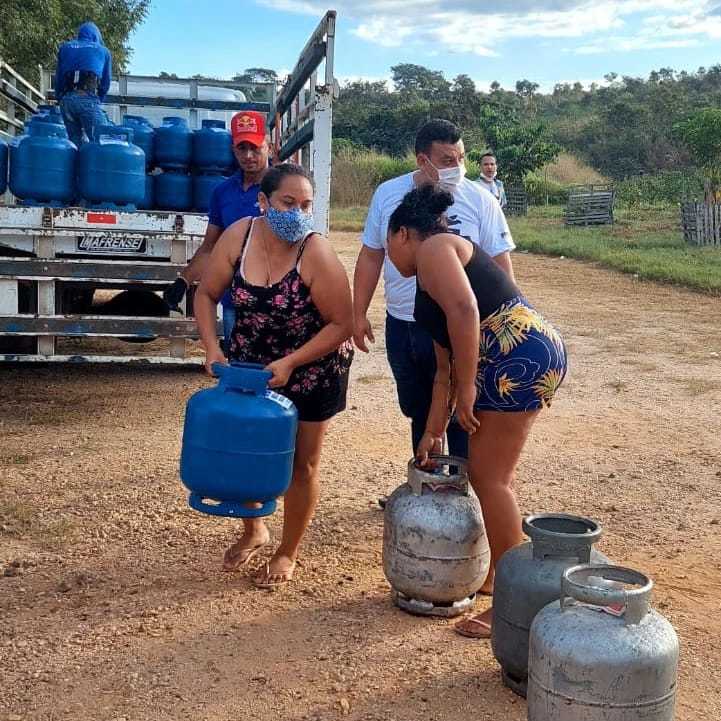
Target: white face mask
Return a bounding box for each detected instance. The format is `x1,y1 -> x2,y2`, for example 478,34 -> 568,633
428,160 -> 466,191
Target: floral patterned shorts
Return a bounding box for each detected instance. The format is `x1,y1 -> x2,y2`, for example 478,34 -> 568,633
474,297 -> 567,412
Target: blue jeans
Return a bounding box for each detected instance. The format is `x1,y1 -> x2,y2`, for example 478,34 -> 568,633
222,305 -> 235,356
59,91 -> 109,146
385,313 -> 468,459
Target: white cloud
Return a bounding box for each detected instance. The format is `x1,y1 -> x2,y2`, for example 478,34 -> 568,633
575,37 -> 701,54
256,0 -> 721,56
353,18 -> 414,47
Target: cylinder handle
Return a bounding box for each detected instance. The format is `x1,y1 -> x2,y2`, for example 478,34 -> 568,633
561,564 -> 653,625
212,361 -> 271,395
407,455 -> 469,496
523,513 -> 602,562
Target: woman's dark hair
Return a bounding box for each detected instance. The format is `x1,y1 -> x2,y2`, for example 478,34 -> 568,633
414,119 -> 462,155
260,162 -> 314,197
388,184 -> 454,238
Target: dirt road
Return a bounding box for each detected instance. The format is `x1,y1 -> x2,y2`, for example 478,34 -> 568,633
1,234 -> 720,720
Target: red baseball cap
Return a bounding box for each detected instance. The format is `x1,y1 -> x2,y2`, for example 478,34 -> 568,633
230,111 -> 267,148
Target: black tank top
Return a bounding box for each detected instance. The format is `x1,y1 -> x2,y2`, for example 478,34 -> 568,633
414,241 -> 520,349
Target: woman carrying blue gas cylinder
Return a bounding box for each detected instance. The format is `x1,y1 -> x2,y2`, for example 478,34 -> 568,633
194,163 -> 354,587
386,184 -> 567,638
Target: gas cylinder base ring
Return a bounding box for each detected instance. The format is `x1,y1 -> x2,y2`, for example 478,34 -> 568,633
501,668 -> 528,698
391,589 -> 476,618
188,493 -> 278,518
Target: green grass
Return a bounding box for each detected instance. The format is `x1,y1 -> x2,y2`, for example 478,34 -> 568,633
510,205 -> 721,295
331,206 -> 367,232
330,202 -> 721,295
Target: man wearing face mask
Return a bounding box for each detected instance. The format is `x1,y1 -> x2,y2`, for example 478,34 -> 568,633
353,119 -> 515,466
477,152 -> 507,209
163,110 -> 272,348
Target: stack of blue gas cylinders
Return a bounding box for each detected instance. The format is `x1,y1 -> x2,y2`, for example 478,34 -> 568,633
191,119 -> 234,212
154,116 -> 234,212
4,106 -> 234,213
120,115 -> 155,209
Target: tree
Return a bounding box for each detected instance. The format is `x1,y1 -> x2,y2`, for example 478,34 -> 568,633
233,68 -> 279,84
0,0 -> 150,84
674,109 -> 721,201
473,105 -> 560,185
515,79 -> 539,98
231,68 -> 280,102
391,63 -> 450,98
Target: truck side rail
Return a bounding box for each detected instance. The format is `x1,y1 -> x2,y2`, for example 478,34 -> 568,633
270,10 -> 336,234
40,71 -> 272,130
0,59 -> 43,140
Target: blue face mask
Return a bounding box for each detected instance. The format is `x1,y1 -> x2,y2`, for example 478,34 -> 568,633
265,206 -> 315,244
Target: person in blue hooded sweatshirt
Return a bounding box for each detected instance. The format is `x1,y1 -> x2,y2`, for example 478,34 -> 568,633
54,22 -> 112,146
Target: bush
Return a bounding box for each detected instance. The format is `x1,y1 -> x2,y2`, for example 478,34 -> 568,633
615,170 -> 704,207
523,172 -> 569,205
541,152 -> 608,186
331,148 -> 413,207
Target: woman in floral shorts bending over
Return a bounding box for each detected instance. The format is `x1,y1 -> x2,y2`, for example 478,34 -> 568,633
387,184 -> 567,638
195,163 -> 353,587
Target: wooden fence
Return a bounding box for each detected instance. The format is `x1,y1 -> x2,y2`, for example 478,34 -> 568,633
680,202 -> 721,246
505,186 -> 528,216
564,184 -> 615,226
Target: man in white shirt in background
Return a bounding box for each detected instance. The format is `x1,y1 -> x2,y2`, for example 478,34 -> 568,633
477,152 -> 507,209
353,119 -> 515,470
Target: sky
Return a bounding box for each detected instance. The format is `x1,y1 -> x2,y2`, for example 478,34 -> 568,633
128,1 -> 721,91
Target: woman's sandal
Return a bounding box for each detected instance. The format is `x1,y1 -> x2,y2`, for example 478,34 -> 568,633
454,615 -> 492,639
252,559 -> 297,589
222,541 -> 268,572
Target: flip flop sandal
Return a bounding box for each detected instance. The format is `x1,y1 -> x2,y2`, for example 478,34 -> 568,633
252,561 -> 296,589
222,542 -> 268,572
454,616 -> 492,639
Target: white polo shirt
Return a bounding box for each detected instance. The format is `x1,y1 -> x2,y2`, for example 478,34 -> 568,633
362,172 -> 515,321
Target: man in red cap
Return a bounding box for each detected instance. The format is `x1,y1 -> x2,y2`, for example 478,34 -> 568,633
164,110 -> 272,344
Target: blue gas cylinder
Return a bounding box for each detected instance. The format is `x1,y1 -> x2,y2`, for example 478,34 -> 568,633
155,116 -> 192,170
0,138 -> 7,195
180,363 -> 298,517
30,105 -> 68,137
9,120 -> 77,206
120,115 -> 155,169
193,172 -> 226,212
78,125 -> 145,209
193,119 -> 233,172
155,170 -> 192,211
138,173 -> 155,210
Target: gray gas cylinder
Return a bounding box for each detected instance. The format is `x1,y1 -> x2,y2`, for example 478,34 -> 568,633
382,456 -> 490,617
492,513 -> 609,697
528,564 -> 679,721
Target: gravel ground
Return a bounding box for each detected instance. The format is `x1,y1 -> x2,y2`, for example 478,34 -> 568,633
1,234 -> 720,720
